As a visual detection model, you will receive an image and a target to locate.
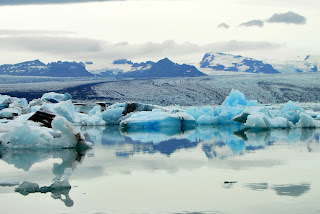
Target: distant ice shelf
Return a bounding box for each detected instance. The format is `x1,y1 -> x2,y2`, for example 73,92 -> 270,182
1,90 -> 320,149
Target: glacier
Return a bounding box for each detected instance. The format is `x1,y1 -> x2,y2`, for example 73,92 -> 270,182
1,90 -> 320,149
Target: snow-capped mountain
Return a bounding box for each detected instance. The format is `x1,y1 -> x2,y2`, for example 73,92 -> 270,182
0,60 -> 94,77
200,53 -> 280,74
98,58 -> 206,78
269,55 -> 320,73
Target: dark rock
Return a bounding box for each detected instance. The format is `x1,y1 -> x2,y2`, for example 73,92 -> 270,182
232,112 -> 250,123
95,102 -> 106,112
224,181 -> 237,184
28,110 -> 56,128
122,103 -> 136,116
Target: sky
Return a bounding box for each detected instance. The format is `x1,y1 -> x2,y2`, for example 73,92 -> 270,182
0,0 -> 319,69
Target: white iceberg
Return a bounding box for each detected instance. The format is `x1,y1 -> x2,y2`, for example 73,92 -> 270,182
0,116 -> 91,149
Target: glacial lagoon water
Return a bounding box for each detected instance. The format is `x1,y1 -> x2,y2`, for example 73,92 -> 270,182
1,126 -> 320,214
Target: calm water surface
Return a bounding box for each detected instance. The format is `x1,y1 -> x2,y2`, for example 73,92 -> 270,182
1,126 -> 320,214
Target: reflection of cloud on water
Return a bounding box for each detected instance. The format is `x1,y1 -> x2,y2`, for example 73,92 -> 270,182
244,182 -> 311,197
273,183 -> 311,197
244,183 -> 268,191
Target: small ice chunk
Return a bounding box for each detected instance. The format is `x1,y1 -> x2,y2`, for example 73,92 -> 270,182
222,89 -> 258,107
0,108 -> 19,119
101,107 -> 124,125
29,98 -> 45,107
53,100 -> 78,123
245,113 -> 270,129
78,106 -> 106,126
41,92 -> 72,103
120,110 -> 182,130
186,106 -> 213,120
197,115 -> 218,125
281,101 -> 305,124
296,113 -> 319,128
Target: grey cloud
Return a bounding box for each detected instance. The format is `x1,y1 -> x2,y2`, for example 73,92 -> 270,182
239,19 -> 264,27
0,36 -> 102,53
218,23 -> 230,29
267,11 -> 306,24
0,29 -> 75,36
92,40 -> 282,60
0,35 -> 283,65
0,0 -> 122,6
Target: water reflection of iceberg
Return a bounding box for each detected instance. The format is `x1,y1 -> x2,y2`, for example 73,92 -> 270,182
0,148 -> 86,172
0,148 -> 89,207
15,178 -> 74,207
82,126 -> 320,159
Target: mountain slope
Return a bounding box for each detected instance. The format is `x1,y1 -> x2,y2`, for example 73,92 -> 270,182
0,60 -> 94,77
200,53 -> 280,74
99,58 -> 206,78
270,55 -> 320,73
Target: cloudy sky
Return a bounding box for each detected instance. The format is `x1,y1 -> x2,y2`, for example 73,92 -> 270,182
0,0 -> 318,69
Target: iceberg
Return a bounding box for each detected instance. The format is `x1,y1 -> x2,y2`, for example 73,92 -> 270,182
186,90 -> 257,126
0,116 -> 91,149
232,100 -> 320,129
